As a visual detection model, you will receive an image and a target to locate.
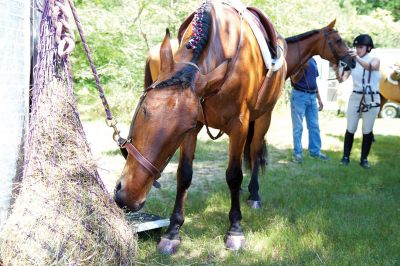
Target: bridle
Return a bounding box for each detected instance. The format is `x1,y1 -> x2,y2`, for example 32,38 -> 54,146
119,61 -> 223,185
294,29 -> 350,77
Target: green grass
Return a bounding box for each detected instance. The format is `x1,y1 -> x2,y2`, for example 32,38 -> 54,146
127,133 -> 400,265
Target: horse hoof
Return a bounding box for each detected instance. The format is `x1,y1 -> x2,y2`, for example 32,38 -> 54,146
247,200 -> 261,209
225,235 -> 245,251
157,237 -> 181,255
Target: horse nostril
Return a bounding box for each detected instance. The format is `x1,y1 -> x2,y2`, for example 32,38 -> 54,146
114,189 -> 125,209
115,181 -> 122,192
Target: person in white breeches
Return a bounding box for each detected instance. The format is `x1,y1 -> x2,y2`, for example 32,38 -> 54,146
337,34 -> 381,169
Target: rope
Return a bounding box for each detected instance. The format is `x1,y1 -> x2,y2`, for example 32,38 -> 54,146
66,0 -> 114,122
66,0 -> 124,145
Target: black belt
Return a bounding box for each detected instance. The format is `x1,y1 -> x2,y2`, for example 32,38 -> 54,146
353,90 -> 379,95
293,87 -> 317,94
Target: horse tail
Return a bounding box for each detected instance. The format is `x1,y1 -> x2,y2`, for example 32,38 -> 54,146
243,121 -> 255,170
243,121 -> 268,173
144,58 -> 153,88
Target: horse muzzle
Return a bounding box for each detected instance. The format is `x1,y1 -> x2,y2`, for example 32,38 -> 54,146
114,182 -> 146,212
339,56 -> 356,71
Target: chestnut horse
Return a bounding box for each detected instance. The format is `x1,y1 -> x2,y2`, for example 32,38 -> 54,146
142,20 -> 354,210
115,1 -> 287,253
242,20 -> 355,208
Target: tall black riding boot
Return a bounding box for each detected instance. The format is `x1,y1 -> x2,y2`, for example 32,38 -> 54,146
341,130 -> 354,165
360,132 -> 374,169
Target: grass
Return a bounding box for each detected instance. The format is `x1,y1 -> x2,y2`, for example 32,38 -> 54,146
126,131 -> 400,265
82,112 -> 399,265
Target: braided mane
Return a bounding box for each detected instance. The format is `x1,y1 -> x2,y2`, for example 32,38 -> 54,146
185,1 -> 212,63
156,1 -> 212,89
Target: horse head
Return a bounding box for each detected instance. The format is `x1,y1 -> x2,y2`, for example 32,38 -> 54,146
285,20 -> 355,77
319,19 -> 355,70
114,29 -> 229,212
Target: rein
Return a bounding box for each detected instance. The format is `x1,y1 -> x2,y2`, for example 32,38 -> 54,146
198,98 -> 224,140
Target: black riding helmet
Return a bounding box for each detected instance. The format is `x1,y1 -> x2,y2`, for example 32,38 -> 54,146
353,34 -> 374,52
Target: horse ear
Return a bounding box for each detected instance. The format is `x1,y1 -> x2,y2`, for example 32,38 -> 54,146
327,19 -> 336,30
160,28 -> 174,73
195,59 -> 230,97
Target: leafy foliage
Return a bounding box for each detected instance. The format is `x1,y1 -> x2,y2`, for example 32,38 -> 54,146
349,0 -> 400,21
70,0 -> 400,121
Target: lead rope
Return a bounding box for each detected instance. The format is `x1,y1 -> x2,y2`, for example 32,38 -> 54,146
66,0 -> 124,144
66,0 -> 166,186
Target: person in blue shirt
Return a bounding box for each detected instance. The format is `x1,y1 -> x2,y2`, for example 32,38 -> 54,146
290,57 -> 330,163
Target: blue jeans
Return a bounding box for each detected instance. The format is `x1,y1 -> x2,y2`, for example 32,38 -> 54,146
290,89 -> 321,156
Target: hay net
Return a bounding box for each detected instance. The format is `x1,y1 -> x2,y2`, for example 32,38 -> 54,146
0,0 -> 136,264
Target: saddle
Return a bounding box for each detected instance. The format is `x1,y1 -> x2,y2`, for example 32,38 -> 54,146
246,6 -> 277,58
178,2 -> 279,61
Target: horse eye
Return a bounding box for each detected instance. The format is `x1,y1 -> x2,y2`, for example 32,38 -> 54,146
337,38 -> 342,43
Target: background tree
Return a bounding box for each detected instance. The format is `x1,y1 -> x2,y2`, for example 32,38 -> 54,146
71,0 -> 400,122
349,0 -> 400,21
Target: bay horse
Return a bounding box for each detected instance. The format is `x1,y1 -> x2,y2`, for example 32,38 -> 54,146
242,19 -> 355,208
115,1 -> 287,253
142,20 -> 354,211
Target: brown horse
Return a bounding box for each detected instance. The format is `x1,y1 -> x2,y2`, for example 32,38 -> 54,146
285,20 -> 354,77
242,20 -> 355,208
142,20 -> 354,210
115,1 -> 287,253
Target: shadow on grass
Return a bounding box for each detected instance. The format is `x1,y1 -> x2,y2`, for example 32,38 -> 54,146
132,135 -> 399,264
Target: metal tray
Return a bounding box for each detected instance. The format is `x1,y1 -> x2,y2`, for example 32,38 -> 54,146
126,212 -> 169,232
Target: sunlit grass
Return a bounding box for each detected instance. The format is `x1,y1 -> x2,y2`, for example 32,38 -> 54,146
82,113 -> 399,265
129,132 -> 400,265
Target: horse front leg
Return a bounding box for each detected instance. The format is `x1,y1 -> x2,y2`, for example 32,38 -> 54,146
247,111 -> 272,209
224,120 -> 248,250
157,124 -> 202,255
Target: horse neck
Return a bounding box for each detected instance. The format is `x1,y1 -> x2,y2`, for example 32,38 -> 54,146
176,21 -> 225,74
286,34 -> 321,77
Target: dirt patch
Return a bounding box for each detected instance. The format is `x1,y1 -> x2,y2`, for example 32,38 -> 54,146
82,108 -> 400,193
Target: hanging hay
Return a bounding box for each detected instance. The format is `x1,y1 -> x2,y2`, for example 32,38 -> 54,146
0,0 -> 136,264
